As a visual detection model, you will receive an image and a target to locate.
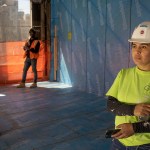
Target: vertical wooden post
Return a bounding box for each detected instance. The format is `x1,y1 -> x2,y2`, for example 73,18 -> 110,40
54,25 -> 58,81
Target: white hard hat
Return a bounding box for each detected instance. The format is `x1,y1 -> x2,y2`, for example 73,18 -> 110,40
128,21 -> 150,43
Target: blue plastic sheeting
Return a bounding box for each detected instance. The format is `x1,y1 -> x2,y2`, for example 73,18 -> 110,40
71,0 -> 87,91
50,0 -> 150,96
105,0 -> 131,92
87,0 -> 106,95
0,84 -> 114,150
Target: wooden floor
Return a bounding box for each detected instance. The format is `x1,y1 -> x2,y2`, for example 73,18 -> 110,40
0,82 -> 114,150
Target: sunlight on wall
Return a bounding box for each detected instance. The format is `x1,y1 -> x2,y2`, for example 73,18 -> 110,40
60,52 -> 72,85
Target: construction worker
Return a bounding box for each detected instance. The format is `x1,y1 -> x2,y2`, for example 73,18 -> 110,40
106,22 -> 150,149
17,28 -> 40,88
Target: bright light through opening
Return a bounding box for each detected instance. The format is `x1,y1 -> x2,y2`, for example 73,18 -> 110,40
18,0 -> 30,14
0,94 -> 6,97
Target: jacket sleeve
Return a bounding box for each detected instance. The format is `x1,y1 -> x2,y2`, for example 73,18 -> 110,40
133,121 -> 150,133
107,96 -> 136,116
107,96 -> 150,133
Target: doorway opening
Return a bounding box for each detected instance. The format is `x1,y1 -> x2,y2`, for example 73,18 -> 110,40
0,0 -> 51,85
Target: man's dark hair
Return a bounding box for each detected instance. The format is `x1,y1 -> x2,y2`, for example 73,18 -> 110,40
29,28 -> 36,34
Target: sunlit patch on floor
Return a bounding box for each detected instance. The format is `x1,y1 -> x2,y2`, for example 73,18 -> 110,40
12,81 -> 72,89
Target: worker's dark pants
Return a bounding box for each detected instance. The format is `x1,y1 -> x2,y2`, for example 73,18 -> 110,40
111,139 -> 150,150
21,57 -> 37,83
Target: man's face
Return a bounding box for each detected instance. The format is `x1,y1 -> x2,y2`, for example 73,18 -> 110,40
132,42 -> 150,70
29,31 -> 35,38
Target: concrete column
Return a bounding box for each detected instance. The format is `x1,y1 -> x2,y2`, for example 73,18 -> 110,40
41,1 -> 45,41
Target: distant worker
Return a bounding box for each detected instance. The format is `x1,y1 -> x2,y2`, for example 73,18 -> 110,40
17,28 -> 40,88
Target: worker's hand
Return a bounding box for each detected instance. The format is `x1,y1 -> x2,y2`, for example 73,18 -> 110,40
23,46 -> 30,51
134,103 -> 150,117
111,123 -> 134,139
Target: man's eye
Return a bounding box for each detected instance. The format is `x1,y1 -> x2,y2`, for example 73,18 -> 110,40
132,45 -> 136,48
141,46 -> 147,49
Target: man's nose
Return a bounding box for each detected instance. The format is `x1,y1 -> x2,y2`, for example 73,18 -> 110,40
136,47 -> 142,53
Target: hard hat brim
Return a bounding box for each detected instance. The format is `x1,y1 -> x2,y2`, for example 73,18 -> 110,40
128,38 -> 150,43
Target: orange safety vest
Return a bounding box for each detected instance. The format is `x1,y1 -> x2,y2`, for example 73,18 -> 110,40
23,40 -> 39,59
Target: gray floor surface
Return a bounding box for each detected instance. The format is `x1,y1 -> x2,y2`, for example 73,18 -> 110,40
0,82 -> 114,150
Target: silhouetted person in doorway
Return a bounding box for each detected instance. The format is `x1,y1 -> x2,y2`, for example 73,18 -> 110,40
17,28 -> 40,88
